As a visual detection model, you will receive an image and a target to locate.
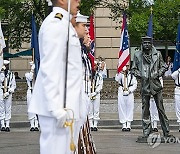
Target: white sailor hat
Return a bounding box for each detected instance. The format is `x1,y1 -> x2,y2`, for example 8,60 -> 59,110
29,61 -> 34,66
3,60 -> 10,65
76,12 -> 88,23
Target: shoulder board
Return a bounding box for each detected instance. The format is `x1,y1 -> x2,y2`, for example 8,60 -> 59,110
55,13 -> 63,20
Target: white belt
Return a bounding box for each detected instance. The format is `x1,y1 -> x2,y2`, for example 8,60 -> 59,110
176,86 -> 180,90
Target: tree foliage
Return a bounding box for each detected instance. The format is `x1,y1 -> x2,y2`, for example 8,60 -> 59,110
102,0 -> 180,45
0,0 -> 100,50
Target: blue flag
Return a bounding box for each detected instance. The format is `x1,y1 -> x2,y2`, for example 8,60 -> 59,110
31,15 -> 40,77
172,22 -> 180,72
147,14 -> 153,37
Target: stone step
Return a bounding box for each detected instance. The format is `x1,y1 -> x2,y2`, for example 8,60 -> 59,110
13,79 -> 177,101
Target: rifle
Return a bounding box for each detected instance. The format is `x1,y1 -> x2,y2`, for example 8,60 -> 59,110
77,117 -> 97,154
78,127 -> 86,154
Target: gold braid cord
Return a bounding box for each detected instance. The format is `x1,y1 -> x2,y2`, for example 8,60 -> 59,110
64,109 -> 76,152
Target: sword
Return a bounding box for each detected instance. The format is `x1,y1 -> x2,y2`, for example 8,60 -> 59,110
63,0 -> 76,152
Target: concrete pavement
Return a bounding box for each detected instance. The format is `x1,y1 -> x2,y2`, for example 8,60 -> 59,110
0,128 -> 180,154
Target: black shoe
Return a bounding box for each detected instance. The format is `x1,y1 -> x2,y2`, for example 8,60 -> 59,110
126,128 -> 131,132
34,127 -> 39,131
93,127 -> 98,131
122,128 -> 126,132
30,127 -> 35,131
153,128 -> 158,132
179,129 -> 180,132
90,127 -> 94,131
1,127 -> 5,131
5,127 -> 10,132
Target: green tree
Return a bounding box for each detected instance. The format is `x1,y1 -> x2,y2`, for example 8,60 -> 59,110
102,0 -> 180,46
0,0 -> 100,50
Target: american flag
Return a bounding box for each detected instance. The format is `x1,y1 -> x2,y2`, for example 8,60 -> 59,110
88,15 -> 95,72
117,13 -> 130,73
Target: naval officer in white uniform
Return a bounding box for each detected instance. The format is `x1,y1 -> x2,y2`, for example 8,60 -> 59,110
28,0 -> 82,154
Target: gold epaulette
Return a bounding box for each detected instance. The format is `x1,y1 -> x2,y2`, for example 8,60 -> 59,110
55,13 -> 63,20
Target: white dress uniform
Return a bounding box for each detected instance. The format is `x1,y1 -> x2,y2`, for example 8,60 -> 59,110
81,45 -> 92,125
25,71 -> 39,131
115,71 -> 137,130
99,61 -> 107,78
89,70 -> 103,130
28,7 -> 82,154
0,71 -> 5,129
0,69 -> 16,131
171,68 -> 180,130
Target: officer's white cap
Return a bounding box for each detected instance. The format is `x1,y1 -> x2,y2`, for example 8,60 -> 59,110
76,13 -> 88,23
3,60 -> 10,65
29,61 -> 34,66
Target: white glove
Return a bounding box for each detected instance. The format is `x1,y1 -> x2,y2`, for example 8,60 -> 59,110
31,64 -> 35,72
122,66 -> 127,71
1,65 -> 6,71
51,109 -> 67,128
91,92 -> 97,97
9,88 -> 14,93
178,67 -> 180,72
4,92 -> 9,98
123,91 -> 129,96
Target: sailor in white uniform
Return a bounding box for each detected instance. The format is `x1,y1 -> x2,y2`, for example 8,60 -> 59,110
25,61 -> 39,131
89,61 -> 103,131
0,60 -> 16,132
171,67 -> 180,132
0,65 -> 5,131
28,0 -> 82,154
115,63 -> 137,131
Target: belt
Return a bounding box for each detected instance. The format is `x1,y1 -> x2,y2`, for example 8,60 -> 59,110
176,86 -> 180,90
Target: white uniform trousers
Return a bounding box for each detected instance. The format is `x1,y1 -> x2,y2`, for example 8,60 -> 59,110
80,91 -> 90,126
0,94 -> 12,120
39,115 -> 81,154
27,89 -> 37,120
118,92 -> 134,124
175,89 -> 180,123
150,98 -> 159,122
89,93 -> 100,121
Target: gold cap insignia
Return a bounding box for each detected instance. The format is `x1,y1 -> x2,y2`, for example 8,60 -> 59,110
55,13 -> 63,20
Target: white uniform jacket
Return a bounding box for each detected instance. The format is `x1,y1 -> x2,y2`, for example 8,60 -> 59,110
28,7 -> 82,120
0,71 -> 5,95
3,71 -> 16,94
93,72 -> 103,94
25,72 -> 33,91
171,69 -> 180,95
115,71 -> 137,94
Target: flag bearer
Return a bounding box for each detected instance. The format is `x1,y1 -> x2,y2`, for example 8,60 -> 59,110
89,61 -> 103,131
115,63 -> 137,131
0,60 -> 16,132
25,61 -> 39,131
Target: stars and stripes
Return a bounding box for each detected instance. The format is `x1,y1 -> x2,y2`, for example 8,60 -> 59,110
117,13 -> 130,73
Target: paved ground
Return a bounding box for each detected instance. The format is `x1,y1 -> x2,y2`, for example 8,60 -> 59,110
0,128 -> 180,154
